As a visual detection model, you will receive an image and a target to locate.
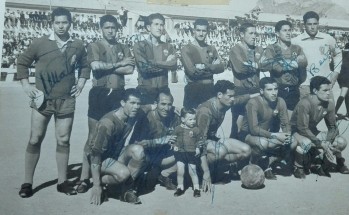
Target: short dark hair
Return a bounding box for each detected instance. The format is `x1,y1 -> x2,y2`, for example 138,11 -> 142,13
100,14 -> 121,29
51,7 -> 72,23
214,80 -> 235,95
156,89 -> 173,103
275,20 -> 292,32
194,19 -> 209,29
310,76 -> 331,94
303,11 -> 319,23
180,108 -> 196,118
145,13 -> 165,26
240,22 -> 255,33
123,88 -> 142,102
259,77 -> 277,89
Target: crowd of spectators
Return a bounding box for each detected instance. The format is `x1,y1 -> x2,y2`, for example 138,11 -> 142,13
2,7 -> 349,70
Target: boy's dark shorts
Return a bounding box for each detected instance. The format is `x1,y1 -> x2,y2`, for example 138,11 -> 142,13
174,151 -> 199,165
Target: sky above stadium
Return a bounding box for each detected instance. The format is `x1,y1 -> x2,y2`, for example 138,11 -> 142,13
3,0 -> 349,20
4,0 -> 349,19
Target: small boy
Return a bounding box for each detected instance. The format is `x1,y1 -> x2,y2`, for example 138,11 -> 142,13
171,108 -> 202,197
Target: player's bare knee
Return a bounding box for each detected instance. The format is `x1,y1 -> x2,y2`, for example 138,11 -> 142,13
128,144 -> 145,161
28,134 -> 45,146
335,136 -> 348,151
241,144 -> 251,158
256,138 -> 269,149
114,168 -> 131,182
215,148 -> 227,160
56,134 -> 70,150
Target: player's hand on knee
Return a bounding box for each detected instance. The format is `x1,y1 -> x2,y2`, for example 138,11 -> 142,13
324,149 -> 335,162
329,144 -> 341,155
90,185 -> 102,205
321,141 -> 335,161
271,132 -> 289,143
283,133 -> 292,145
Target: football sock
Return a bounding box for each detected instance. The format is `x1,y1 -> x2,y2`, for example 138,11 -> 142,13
24,143 -> 41,184
345,95 -> 349,115
335,96 -> 344,113
56,144 -> 70,184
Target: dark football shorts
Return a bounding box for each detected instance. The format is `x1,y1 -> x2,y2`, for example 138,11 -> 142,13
88,87 -> 125,120
31,97 -> 75,117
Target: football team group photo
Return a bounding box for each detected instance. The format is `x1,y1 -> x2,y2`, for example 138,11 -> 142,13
2,0 -> 349,214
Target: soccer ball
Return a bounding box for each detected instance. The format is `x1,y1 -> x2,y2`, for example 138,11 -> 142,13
240,164 -> 265,189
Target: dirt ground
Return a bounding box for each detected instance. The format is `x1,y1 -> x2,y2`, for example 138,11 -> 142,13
1,70 -> 349,215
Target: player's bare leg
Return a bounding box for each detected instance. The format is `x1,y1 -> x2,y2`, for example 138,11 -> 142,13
207,138 -> 251,163
19,109 -> 51,198
246,135 -> 296,180
206,139 -> 250,181
55,113 -> 76,195
77,118 -> 97,193
292,133 -> 312,179
102,144 -> 145,204
159,155 -> 177,190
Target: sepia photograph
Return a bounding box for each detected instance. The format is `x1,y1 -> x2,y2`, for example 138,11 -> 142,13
1,0 -> 349,214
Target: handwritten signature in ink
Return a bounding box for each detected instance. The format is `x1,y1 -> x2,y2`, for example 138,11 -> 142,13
308,63 -> 320,77
261,54 -> 299,72
319,50 -> 331,67
40,69 -> 75,96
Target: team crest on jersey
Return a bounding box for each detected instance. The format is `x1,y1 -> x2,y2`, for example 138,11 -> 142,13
208,51 -> 213,58
118,52 -> 124,60
189,131 -> 194,137
292,52 -> 298,58
163,49 -> 169,57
